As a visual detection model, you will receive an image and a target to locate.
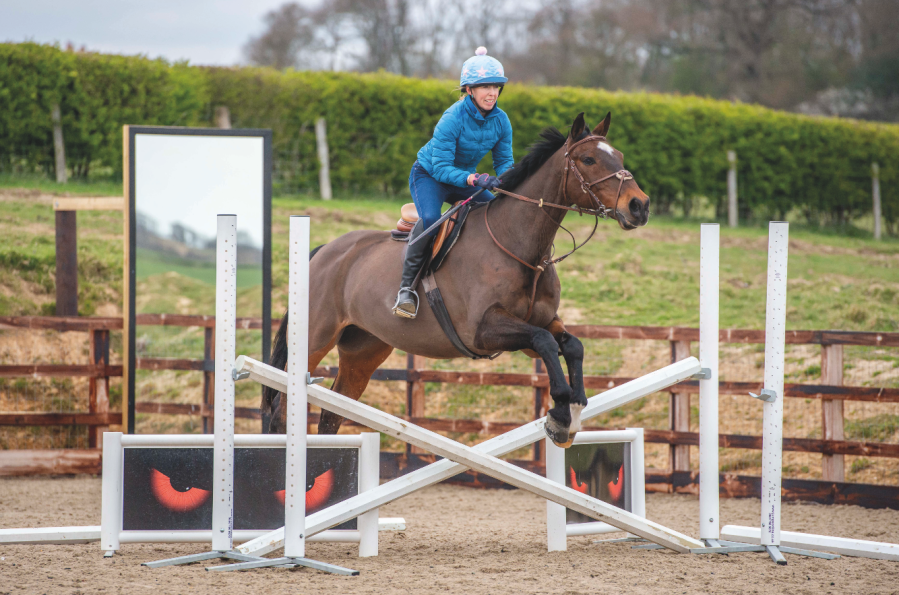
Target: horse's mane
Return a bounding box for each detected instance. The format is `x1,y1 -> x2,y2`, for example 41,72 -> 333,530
499,126 -> 589,191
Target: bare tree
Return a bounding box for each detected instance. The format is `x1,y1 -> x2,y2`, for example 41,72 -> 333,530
243,3 -> 316,69
242,0 -> 897,120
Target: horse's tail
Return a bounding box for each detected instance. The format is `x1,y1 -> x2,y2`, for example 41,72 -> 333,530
262,244 -> 327,432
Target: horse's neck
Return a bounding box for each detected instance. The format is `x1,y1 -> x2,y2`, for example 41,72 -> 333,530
486,154 -> 567,267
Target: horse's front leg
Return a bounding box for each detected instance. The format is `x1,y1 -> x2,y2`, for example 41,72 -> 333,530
474,306 -> 576,447
546,317 -> 587,436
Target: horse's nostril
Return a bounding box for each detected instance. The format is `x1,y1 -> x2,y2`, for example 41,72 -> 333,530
629,198 -> 642,217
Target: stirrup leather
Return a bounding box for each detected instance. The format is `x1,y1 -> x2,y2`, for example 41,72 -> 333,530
391,287 -> 420,319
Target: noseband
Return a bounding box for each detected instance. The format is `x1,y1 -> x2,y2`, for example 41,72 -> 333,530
486,133 -> 638,322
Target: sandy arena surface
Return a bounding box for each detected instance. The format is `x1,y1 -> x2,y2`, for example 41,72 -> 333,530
1,476 -> 899,594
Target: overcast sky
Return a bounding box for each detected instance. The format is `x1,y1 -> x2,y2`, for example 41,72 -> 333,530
0,0 -> 287,65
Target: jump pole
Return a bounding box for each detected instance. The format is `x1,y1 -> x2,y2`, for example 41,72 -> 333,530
212,359 -> 706,571
698,223 -> 720,545
229,355 -> 702,559
142,214 -> 260,568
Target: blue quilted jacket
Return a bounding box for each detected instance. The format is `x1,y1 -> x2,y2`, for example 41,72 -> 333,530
416,95 -> 513,188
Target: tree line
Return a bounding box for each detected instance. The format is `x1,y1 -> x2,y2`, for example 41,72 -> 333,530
244,0 -> 899,122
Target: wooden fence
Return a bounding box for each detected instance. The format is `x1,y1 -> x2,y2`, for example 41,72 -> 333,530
2,315 -> 898,507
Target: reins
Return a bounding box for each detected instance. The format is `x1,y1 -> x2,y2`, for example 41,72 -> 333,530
484,134 -> 635,322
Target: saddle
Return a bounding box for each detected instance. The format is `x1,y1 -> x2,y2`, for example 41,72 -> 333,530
391,202 -> 474,272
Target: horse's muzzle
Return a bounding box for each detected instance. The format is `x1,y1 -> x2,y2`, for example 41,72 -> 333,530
618,196 -> 650,229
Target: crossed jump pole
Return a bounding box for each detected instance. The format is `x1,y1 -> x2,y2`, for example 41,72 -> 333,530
203,218 -> 710,572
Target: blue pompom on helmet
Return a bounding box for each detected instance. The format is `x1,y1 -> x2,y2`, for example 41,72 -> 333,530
460,47 -> 507,87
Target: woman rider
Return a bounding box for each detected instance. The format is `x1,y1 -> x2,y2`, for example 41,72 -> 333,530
392,47 -> 514,318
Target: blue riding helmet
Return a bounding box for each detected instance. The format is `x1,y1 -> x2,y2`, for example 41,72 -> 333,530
460,47 -> 508,87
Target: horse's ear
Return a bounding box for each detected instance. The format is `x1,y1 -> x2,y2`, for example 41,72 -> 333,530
592,112 -> 611,137
568,112 -> 586,141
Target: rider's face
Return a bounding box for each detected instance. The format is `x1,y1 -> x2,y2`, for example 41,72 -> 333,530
468,85 -> 500,111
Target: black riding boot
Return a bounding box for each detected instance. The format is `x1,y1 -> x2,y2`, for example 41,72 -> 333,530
392,220 -> 433,319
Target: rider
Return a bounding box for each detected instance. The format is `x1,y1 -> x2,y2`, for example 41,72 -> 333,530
392,47 -> 514,318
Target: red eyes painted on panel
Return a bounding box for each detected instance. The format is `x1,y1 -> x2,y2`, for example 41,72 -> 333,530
150,469 -> 211,512
570,468 -> 589,494
608,465 -> 624,502
274,468 -> 334,511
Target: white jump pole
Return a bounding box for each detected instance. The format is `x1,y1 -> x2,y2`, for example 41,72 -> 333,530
220,357 -> 706,559
699,223 -> 720,544
760,221 -> 789,564
232,355 -> 702,558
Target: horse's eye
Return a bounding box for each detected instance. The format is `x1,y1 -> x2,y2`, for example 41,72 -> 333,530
582,157 -> 596,165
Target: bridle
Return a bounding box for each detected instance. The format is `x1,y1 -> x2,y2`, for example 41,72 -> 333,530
484,134 -> 636,321
562,134 -> 633,220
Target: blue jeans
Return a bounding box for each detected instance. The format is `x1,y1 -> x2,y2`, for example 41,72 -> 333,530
408,161 -> 494,237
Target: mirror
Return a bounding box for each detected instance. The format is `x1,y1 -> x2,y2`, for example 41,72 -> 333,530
124,126 -> 272,434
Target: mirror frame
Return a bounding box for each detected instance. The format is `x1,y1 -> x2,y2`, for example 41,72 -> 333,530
122,125 -> 272,434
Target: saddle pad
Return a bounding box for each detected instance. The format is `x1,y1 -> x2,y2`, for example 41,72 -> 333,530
428,200 -> 476,273
390,201 -> 476,264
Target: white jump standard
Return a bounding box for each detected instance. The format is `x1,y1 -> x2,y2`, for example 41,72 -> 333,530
203,216 -> 358,575
140,214 -> 261,569
698,223 -> 720,547
716,222 -> 899,563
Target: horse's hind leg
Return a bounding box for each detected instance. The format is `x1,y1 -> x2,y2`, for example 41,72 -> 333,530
546,317 -> 587,436
474,306 -> 576,447
318,325 -> 394,435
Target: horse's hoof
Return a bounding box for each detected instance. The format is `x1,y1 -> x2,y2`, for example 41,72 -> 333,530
557,433 -> 576,449
544,416 -> 571,448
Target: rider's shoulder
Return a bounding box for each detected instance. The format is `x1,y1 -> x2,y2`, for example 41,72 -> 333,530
436,100 -> 466,126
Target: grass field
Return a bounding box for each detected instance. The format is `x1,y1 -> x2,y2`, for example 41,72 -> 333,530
1,183 -> 899,484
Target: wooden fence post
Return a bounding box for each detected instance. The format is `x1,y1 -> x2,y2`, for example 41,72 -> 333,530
822,344 -> 845,481
406,353 -> 426,455
215,106 -> 232,130
51,103 -> 67,184
55,210 -> 78,316
202,327 -> 215,434
727,150 -> 737,228
669,340 -> 691,471
873,163 -> 882,241
89,329 -> 110,448
533,359 -> 549,463
315,118 -> 333,200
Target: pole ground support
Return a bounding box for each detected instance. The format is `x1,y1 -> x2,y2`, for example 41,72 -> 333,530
205,556 -> 358,575
143,551 -> 262,569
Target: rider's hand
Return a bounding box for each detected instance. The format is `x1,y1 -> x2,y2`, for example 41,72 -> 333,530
470,173 -> 501,190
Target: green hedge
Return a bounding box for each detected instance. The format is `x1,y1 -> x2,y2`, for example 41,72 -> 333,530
0,43 -> 207,178
2,42 -> 897,231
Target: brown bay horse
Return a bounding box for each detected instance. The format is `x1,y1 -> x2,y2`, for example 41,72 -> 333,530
264,112 -> 650,447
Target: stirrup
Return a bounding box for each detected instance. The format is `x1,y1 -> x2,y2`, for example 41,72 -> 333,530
391,287 -> 420,319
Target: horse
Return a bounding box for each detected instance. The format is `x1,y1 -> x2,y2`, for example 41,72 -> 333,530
264,111 -> 650,447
